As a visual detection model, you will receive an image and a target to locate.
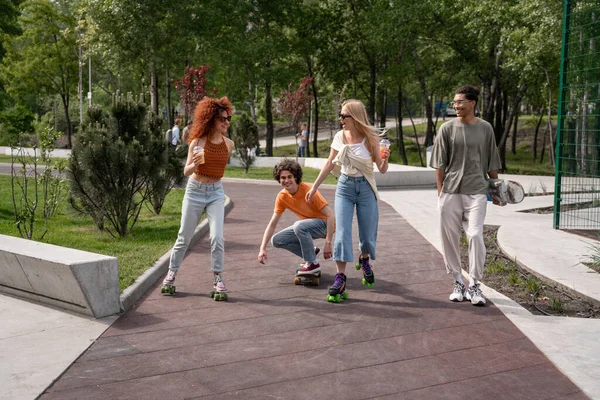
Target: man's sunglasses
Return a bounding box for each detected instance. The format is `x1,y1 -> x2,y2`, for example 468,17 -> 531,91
338,113 -> 352,120
217,115 -> 232,123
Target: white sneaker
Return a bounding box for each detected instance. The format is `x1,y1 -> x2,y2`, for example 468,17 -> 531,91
466,283 -> 486,306
449,281 -> 466,302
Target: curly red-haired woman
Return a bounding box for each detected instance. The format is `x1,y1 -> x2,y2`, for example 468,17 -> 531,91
162,96 -> 235,300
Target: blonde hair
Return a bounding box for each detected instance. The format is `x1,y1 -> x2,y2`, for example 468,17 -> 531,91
341,99 -> 381,161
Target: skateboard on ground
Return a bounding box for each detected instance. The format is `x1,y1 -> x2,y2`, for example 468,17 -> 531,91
488,179 -> 525,206
294,270 -> 321,286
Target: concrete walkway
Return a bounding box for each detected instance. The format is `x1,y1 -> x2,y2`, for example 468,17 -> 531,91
30,180 -> 593,400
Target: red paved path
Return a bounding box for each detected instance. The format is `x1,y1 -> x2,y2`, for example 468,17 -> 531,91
41,181 -> 588,400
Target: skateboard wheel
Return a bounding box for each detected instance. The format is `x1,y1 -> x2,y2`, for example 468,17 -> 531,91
294,277 -> 301,285
313,278 -> 320,286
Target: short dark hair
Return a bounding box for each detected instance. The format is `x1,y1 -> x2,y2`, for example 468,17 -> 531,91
273,158 -> 303,184
455,85 -> 480,105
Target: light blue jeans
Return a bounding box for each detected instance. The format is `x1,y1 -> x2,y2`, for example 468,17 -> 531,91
334,174 -> 379,262
169,179 -> 225,272
271,218 -> 327,263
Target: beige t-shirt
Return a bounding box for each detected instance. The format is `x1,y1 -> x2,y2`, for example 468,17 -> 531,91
429,118 -> 501,195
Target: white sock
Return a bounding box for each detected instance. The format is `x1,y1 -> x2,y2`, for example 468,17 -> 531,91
469,279 -> 478,288
453,274 -> 465,286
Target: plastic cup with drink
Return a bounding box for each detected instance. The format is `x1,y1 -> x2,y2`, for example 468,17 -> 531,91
379,138 -> 391,159
193,146 -> 205,164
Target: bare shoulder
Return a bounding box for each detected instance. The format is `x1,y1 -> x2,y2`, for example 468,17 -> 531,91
224,137 -> 235,151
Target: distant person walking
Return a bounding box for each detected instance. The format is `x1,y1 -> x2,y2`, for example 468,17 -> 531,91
182,119 -> 193,144
171,118 -> 181,146
296,123 -> 308,157
307,99 -> 390,302
162,97 -> 235,300
429,85 -> 502,306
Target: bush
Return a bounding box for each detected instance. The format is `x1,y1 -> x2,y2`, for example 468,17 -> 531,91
10,127 -> 65,239
68,101 -> 169,237
230,112 -> 259,173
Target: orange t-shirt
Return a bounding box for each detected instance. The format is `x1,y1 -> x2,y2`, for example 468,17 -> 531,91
274,182 -> 328,221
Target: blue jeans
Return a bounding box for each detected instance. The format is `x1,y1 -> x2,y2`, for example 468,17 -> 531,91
169,179 -> 225,272
334,174 -> 379,262
297,146 -> 306,157
272,218 -> 327,263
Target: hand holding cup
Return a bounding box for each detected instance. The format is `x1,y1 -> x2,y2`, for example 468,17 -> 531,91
193,146 -> 205,165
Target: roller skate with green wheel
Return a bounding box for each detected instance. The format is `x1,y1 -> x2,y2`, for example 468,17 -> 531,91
210,273 -> 228,301
326,273 -> 348,303
161,269 -> 177,295
355,255 -> 375,287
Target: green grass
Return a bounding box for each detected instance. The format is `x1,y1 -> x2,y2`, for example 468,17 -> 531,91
0,174 -> 184,292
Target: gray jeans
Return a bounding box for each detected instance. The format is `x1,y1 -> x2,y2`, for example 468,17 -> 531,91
169,179 -> 225,272
271,218 -> 327,263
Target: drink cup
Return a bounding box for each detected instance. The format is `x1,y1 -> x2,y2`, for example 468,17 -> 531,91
379,138 -> 391,159
193,146 -> 205,164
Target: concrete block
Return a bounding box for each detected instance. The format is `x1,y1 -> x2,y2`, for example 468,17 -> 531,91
0,234 -> 120,318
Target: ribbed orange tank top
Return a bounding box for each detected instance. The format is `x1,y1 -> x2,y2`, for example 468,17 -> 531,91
194,138 -> 229,179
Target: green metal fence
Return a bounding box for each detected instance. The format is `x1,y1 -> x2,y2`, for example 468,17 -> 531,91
554,0 -> 600,230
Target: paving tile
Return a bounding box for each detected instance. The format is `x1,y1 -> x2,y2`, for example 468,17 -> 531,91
40,182 -> 586,400
377,363 -> 587,400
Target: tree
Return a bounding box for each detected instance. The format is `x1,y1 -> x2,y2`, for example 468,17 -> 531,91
279,76 -> 313,151
230,112 -> 259,173
68,101 -> 166,237
1,0 -> 78,148
174,65 -> 215,123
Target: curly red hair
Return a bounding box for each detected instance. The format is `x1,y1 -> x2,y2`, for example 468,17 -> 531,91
188,96 -> 235,143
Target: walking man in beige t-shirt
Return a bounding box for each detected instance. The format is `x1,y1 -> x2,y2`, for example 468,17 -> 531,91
429,85 -> 502,306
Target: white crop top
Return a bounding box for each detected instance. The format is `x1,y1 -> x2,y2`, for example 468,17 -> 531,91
341,137 -> 371,177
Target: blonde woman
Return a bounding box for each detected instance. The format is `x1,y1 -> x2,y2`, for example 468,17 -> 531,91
306,99 -> 390,302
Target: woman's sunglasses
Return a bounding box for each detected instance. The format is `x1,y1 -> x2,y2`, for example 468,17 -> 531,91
217,115 -> 232,123
338,113 -> 352,120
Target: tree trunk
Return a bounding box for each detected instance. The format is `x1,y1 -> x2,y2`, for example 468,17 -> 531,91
396,84 -> 408,165
247,65 -> 257,123
166,70 -> 172,127
306,56 -> 319,157
265,59 -> 274,156
61,93 -> 72,148
532,106 -> 544,162
498,84 -> 527,169
404,98 -> 424,167
378,87 -> 387,128
150,66 -> 159,119
418,74 -> 435,147
544,67 -> 555,166
511,103 -> 519,155
368,60 -> 376,124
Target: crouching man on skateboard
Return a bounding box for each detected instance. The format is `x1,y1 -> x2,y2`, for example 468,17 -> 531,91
258,159 -> 335,279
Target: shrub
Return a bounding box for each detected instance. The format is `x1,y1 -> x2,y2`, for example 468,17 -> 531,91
10,127 -> 65,239
230,112 -> 259,173
68,101 -> 169,237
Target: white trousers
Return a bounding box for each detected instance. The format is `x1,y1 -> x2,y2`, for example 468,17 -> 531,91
438,193 -> 488,282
